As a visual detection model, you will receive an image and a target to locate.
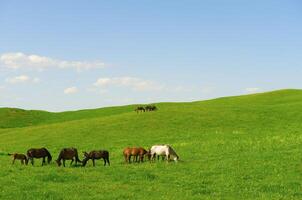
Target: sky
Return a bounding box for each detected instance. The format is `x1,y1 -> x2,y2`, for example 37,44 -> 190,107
0,0 -> 301,111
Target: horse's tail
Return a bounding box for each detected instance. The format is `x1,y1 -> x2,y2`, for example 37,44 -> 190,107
106,151 -> 110,166
27,149 -> 33,158
44,148 -> 52,163
74,149 -> 82,163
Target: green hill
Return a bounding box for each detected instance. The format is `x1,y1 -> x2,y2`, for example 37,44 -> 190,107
0,89 -> 301,200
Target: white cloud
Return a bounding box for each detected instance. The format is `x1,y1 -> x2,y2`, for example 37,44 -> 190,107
33,77 -> 40,83
0,52 -> 105,71
64,87 -> 78,94
94,77 -> 165,92
245,87 -> 261,93
5,75 -> 40,84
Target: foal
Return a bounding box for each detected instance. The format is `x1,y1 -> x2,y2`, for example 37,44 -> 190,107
8,153 -> 28,165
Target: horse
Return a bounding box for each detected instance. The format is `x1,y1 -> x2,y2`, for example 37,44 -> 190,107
27,148 -> 52,166
123,147 -> 150,163
150,145 -> 179,162
145,105 -> 157,112
135,106 -> 145,113
82,150 -> 110,167
56,148 -> 82,167
8,153 -> 28,165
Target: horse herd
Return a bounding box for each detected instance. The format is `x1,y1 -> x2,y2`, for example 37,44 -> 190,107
8,144 -> 179,167
135,105 -> 157,113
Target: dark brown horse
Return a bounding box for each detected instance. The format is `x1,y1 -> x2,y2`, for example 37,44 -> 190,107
82,150 -> 110,166
145,105 -> 157,112
8,153 -> 28,165
135,106 -> 145,113
123,147 -> 149,163
56,148 -> 81,167
27,148 -> 52,166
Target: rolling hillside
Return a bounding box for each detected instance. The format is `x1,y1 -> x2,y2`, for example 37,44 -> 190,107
0,89 -> 301,200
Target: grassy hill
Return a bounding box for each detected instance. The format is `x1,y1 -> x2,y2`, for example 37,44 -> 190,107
0,89 -> 301,200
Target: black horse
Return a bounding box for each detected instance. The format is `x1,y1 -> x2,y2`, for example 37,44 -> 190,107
27,148 -> 52,166
145,105 -> 157,111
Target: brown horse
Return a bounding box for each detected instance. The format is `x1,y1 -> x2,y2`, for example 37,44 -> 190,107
82,150 -> 110,166
135,106 -> 145,113
145,105 -> 157,111
123,147 -> 149,163
56,148 -> 81,167
27,148 -> 52,166
8,153 -> 28,165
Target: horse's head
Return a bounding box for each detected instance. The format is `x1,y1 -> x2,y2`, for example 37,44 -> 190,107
25,158 -> 29,165
174,156 -> 179,162
56,159 -> 62,166
82,157 -> 89,167
144,150 -> 151,161
83,151 -> 89,158
48,155 -> 52,163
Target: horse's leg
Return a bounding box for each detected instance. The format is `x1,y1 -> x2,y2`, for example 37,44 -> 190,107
92,159 -> 95,167
166,154 -> 170,162
129,155 -> 132,163
42,157 -> 46,166
12,158 -> 15,165
31,158 -> 34,166
63,159 -> 66,167
21,160 -> 24,165
133,155 -> 136,163
70,159 -> 74,166
103,158 -> 106,166
107,157 -> 110,166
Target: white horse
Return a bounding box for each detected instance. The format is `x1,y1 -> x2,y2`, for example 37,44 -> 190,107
150,145 -> 179,162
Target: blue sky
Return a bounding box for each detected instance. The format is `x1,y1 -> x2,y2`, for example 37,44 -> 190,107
0,0 -> 301,111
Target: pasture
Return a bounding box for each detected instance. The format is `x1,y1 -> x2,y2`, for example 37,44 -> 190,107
0,89 -> 301,200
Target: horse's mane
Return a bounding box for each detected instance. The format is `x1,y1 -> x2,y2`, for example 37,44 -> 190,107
167,145 -> 179,158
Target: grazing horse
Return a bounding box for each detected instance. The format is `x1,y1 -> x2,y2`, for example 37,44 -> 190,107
150,145 -> 179,162
145,105 -> 157,112
8,153 -> 28,165
27,148 -> 52,166
123,147 -> 149,163
56,148 -> 82,167
135,106 -> 145,113
82,150 -> 110,167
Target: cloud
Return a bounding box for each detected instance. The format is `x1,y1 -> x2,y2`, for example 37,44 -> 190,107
5,75 -> 40,84
64,86 -> 78,94
0,52 -> 105,71
245,87 -> 261,93
93,77 -> 165,92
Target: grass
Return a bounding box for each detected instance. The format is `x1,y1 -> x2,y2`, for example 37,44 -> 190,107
0,89 -> 301,199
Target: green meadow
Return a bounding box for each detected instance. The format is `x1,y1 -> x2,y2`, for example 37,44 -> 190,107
0,89 -> 301,200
